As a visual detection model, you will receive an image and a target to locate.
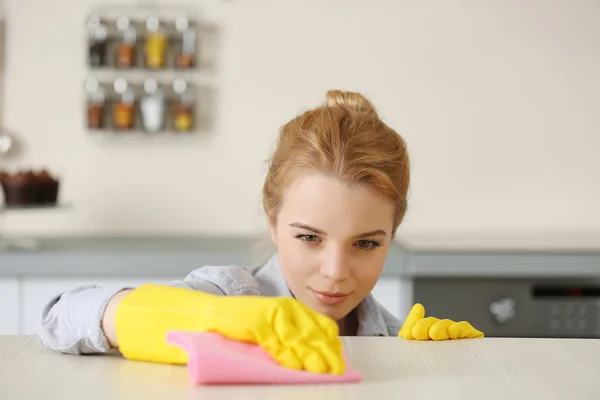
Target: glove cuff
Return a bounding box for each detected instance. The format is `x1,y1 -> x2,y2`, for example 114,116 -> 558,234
115,284 -> 217,364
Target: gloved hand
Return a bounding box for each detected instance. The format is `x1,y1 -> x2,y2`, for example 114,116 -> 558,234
115,284 -> 345,375
398,303 -> 484,340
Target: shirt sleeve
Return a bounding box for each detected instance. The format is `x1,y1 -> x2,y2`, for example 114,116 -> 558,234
34,284 -> 123,355
33,265 -> 261,355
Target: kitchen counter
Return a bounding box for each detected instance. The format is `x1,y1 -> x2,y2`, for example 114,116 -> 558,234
1,335 -> 599,399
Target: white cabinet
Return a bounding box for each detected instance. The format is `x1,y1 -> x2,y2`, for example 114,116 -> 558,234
20,277 -> 171,335
371,278 -> 401,319
371,277 -> 412,321
0,278 -> 19,335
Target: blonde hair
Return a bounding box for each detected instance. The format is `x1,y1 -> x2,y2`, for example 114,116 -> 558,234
262,90 -> 410,234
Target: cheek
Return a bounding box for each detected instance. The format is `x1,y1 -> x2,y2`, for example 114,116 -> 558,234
276,236 -> 316,278
352,253 -> 387,290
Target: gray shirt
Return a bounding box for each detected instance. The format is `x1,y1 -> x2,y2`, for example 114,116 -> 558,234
34,254 -> 402,355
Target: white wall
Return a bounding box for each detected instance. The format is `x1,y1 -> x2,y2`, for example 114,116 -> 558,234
1,0 -> 599,240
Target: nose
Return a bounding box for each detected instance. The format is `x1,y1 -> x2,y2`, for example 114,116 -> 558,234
319,244 -> 350,281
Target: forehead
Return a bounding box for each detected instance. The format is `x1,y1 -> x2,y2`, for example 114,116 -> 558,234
279,173 -> 395,234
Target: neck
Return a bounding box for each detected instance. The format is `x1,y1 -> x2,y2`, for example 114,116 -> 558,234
337,308 -> 358,336
337,318 -> 345,335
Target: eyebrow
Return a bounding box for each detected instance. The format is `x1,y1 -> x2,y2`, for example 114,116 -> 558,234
289,223 -> 387,239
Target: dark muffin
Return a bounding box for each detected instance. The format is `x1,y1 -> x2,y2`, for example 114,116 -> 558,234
0,170 -> 40,206
35,169 -> 60,204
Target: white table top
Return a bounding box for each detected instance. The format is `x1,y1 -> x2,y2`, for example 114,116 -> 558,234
1,335 -> 599,399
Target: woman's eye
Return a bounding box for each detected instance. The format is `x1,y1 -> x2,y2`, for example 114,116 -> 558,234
302,235 -> 319,243
356,240 -> 380,251
295,234 -> 320,244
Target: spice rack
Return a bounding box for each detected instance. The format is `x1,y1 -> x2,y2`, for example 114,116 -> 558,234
84,2 -> 204,136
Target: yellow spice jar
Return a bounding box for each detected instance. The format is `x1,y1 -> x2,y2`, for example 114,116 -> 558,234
144,17 -> 167,69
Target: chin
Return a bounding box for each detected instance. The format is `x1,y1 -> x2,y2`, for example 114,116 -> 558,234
313,303 -> 350,321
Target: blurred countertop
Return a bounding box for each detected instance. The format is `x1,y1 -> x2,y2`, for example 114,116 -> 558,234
1,233 -> 600,278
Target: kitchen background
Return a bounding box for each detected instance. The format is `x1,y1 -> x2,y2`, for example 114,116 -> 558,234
1,0 -> 599,338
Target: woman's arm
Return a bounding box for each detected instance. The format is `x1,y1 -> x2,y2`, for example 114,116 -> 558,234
34,265 -> 257,355
34,285 -> 128,354
100,289 -> 133,349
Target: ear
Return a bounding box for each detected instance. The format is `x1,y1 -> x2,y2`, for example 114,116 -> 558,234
268,216 -> 278,246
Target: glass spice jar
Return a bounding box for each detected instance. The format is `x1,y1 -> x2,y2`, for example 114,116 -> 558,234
175,17 -> 196,69
87,15 -> 108,67
144,16 -> 167,69
140,78 -> 165,133
115,16 -> 137,68
85,78 -> 106,129
172,79 -> 194,132
112,78 -> 135,130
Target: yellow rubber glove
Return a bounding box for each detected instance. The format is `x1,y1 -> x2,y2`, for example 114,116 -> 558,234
115,284 -> 345,375
398,303 -> 484,340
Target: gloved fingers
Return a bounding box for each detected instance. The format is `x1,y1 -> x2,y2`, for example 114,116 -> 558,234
412,317 -> 440,340
308,304 -> 341,341
287,337 -> 330,374
270,300 -> 343,375
398,303 -> 484,341
309,339 -> 346,375
469,327 -> 485,338
301,305 -> 345,375
259,305 -> 304,371
447,321 -> 484,339
398,303 -> 425,339
447,321 -> 480,339
428,319 -> 454,340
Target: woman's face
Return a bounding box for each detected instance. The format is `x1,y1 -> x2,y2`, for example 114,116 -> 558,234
270,172 -> 396,322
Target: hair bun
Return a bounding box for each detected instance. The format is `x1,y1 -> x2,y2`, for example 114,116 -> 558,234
325,90 -> 377,115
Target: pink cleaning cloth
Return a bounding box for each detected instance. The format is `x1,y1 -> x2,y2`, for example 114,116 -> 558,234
165,331 -> 362,385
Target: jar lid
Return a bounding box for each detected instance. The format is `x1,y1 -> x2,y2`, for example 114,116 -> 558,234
146,16 -> 160,32
94,25 -> 108,41
116,16 -> 130,31
175,17 -> 189,32
86,15 -> 101,30
86,78 -> 105,102
114,77 -> 128,94
144,78 -> 158,94
173,79 -> 187,93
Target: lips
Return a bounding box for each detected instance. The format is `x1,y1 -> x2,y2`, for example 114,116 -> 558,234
310,289 -> 351,305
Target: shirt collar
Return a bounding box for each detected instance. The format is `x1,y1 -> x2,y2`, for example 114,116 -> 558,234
355,293 -> 389,336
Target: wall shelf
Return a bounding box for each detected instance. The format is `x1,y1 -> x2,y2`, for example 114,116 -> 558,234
84,2 -> 212,138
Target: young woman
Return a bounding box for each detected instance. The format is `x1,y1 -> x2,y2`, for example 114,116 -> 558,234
35,90 -> 412,375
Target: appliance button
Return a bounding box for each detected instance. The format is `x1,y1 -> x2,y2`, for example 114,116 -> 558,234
577,320 -> 588,331
489,298 -> 516,324
565,319 -> 575,330
549,306 -> 561,317
564,305 -> 575,317
550,319 -> 561,331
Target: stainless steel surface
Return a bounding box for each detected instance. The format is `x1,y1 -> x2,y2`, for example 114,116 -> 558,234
414,277 -> 600,338
409,251 -> 600,277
